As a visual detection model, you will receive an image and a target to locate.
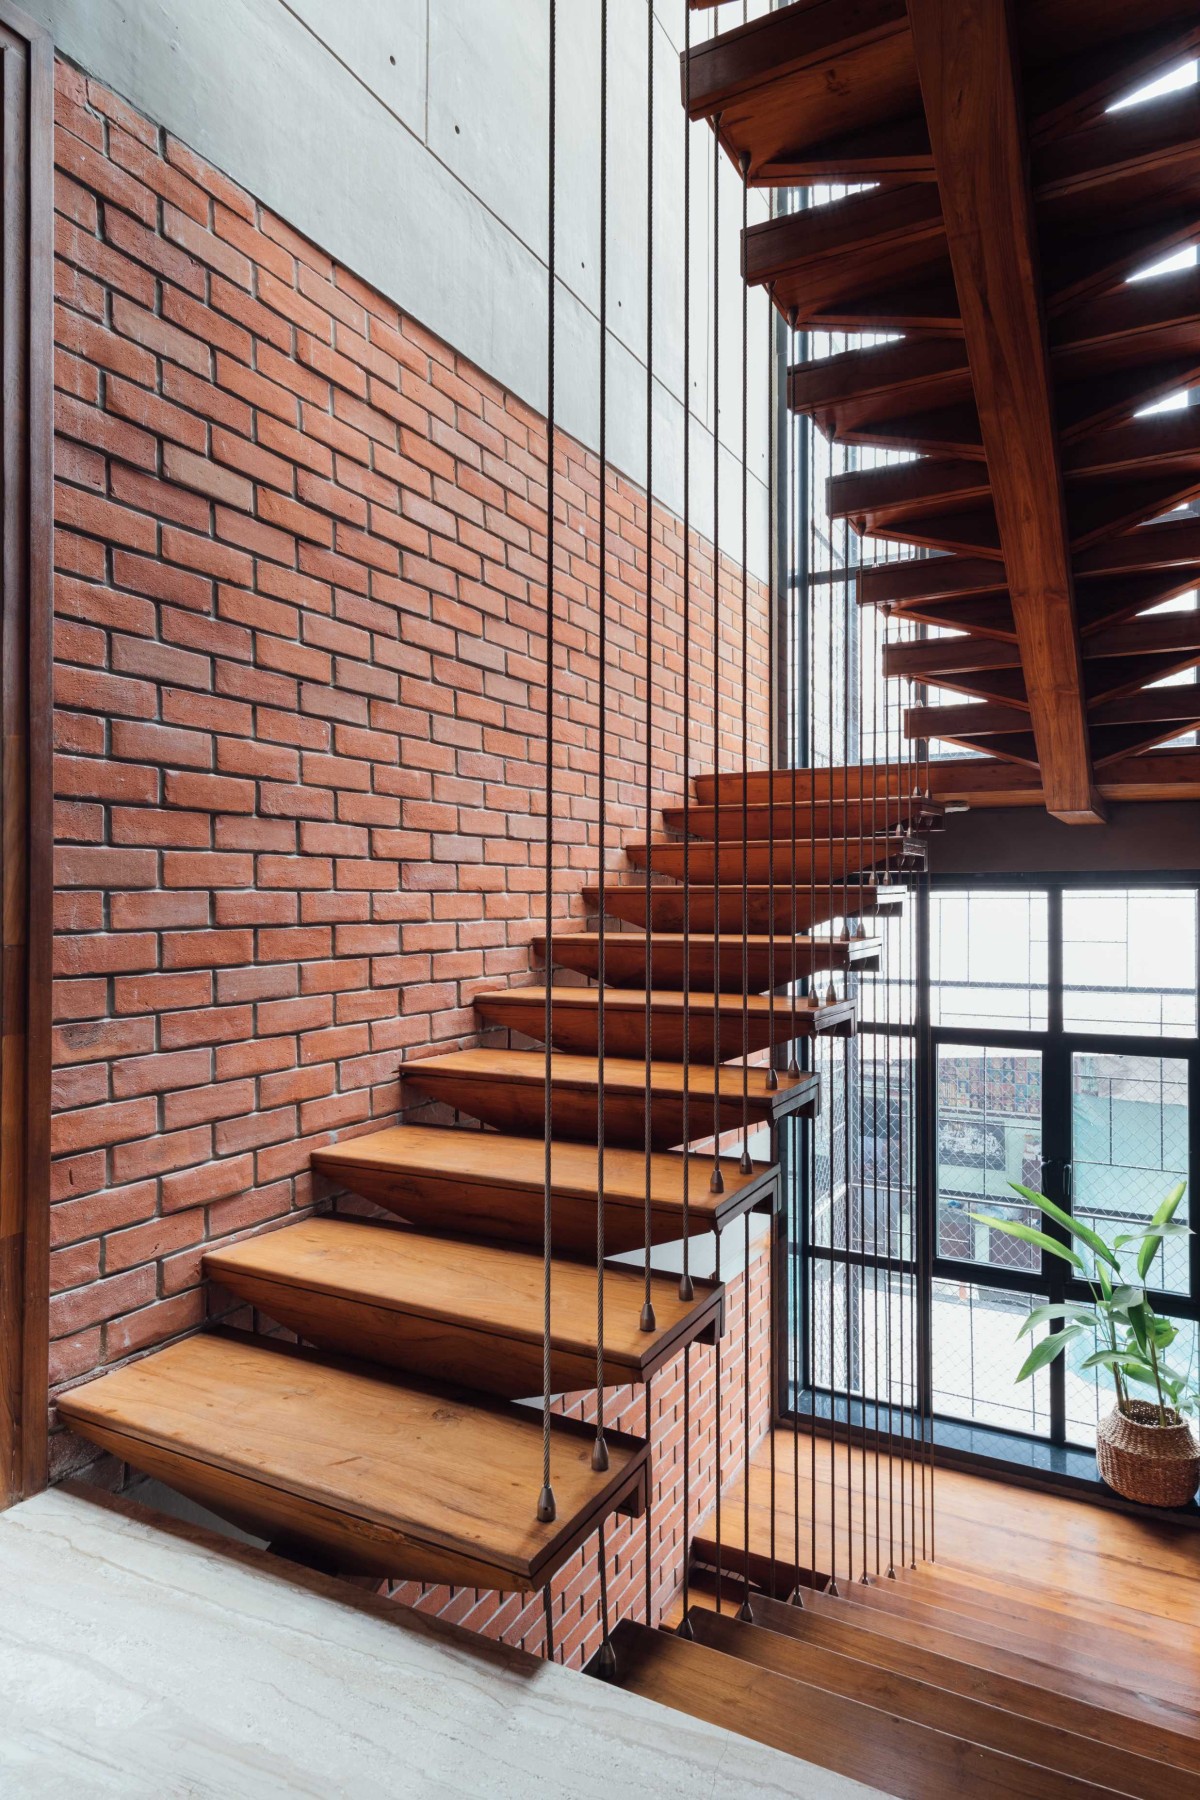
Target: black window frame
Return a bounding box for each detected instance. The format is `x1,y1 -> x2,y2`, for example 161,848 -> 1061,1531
783,869 -> 1200,1474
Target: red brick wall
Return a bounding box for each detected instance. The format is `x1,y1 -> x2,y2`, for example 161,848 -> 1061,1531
389,1241 -> 774,1667
47,55 -> 776,1647
49,61 -> 772,1421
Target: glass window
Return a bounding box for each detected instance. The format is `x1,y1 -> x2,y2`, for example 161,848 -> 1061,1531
1062,889 -> 1197,1037
932,1279 -> 1052,1437
930,890 -> 1048,1031
936,1045 -> 1043,1269
1071,1052 -> 1190,1295
809,1262 -> 917,1414
855,905 -> 915,1030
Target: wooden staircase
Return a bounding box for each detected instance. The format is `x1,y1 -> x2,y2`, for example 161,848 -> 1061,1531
600,1557 -> 1200,1798
57,766 -> 867,1597
687,0 -> 1200,823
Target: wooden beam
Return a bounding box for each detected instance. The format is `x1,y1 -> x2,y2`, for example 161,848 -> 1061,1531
887,594 -> 1018,640
908,0 -> 1100,821
0,0 -> 53,1511
907,686 -> 1200,745
886,606 -> 1200,683
762,117 -> 933,188
859,554 -> 1006,608
742,185 -> 947,327
904,700 -> 1032,738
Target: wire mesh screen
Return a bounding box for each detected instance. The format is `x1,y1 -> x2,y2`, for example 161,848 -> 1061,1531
935,1045 -> 1043,1271
1071,1052 -> 1189,1294
932,1279 -> 1052,1437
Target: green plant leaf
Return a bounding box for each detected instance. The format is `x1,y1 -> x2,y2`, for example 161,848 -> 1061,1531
1017,1302 -> 1097,1339
1116,1223 -> 1190,1251
1079,1350 -> 1137,1373
1016,1325 -> 1085,1382
1126,1302 -> 1153,1356
967,1213 -> 1083,1270
1144,1188 -> 1187,1288
1149,1179 -> 1188,1230
1006,1183 -> 1121,1271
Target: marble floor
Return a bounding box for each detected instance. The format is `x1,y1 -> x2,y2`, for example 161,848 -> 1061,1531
0,1485 -> 886,1800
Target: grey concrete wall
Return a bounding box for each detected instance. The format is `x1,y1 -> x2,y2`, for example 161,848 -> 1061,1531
30,0 -> 774,573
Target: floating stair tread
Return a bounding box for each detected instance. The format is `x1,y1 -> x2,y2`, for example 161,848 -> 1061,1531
313,1123 -> 769,1220
403,1049 -> 821,1150
57,1331 -> 646,1592
586,882 -> 908,916
204,1216 -> 722,1382
538,931 -> 883,961
406,1047 -> 821,1108
661,797 -> 949,835
686,1607 -> 1188,1800
476,985 -> 855,1032
601,1619 -> 1119,1800
690,1587 -> 1200,1780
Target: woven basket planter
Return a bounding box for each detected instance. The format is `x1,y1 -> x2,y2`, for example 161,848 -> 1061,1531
1096,1400 -> 1200,1509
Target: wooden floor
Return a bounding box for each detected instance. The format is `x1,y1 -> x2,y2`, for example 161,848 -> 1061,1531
703,1427 -> 1200,1648
625,1424 -> 1200,1793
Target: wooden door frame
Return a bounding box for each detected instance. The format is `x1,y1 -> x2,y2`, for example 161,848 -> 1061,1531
0,0 -> 53,1509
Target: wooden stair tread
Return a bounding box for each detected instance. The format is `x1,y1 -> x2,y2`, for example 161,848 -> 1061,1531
474,986 -> 855,1058
600,1618 -> 1126,1800
686,1607 -> 1187,1800
478,985 -> 842,1019
687,1591 -> 1200,1786
588,881 -> 907,934
57,1331 -> 647,1591
405,1046 -> 818,1101
842,1571 -> 1191,1680
312,1123 -> 775,1254
204,1216 -> 723,1393
774,1581 -> 1200,1747
910,1558 -> 1200,1652
588,880 -> 908,904
862,1561 -> 1178,1656
404,1048 -> 821,1150
539,930 -> 881,955
662,797 -> 949,836
535,931 -> 882,989
624,837 -> 912,879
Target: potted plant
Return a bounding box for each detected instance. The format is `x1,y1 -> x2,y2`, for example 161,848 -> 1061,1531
971,1181 -> 1200,1508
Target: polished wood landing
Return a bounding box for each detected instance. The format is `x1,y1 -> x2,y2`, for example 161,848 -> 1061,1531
711,1429 -> 1200,1639
614,1433 -> 1200,1795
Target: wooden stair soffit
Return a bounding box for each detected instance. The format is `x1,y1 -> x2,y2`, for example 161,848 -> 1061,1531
688,0 -> 1200,817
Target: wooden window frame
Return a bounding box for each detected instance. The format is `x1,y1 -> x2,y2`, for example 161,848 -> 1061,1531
0,0 -> 53,1510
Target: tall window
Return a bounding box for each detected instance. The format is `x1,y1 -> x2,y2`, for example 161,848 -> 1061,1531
787,879 -> 1200,1465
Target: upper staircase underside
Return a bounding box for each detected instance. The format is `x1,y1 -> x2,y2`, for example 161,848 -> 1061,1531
687,0 -> 1200,822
